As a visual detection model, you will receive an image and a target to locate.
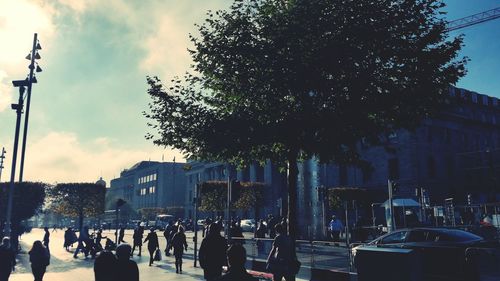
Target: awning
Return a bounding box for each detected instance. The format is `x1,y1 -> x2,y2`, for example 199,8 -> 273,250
382,198 -> 420,208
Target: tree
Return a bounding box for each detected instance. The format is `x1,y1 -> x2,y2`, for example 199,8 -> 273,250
0,182 -> 47,224
49,183 -> 105,232
198,181 -> 265,215
145,0 -> 466,239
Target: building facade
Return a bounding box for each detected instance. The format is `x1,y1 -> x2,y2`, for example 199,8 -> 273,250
107,161 -> 186,217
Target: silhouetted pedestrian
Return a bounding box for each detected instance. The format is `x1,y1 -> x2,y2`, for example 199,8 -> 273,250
171,226 -> 188,274
95,229 -> 106,251
163,221 -> 174,256
29,241 -> 50,281
132,223 -> 143,256
63,228 -> 72,251
94,250 -> 117,281
118,225 -> 126,244
218,244 -> 258,281
199,223 -> 228,281
143,228 -> 159,266
42,227 -> 50,250
267,223 -> 296,281
74,226 -> 90,258
0,237 -> 16,281
115,244 -> 139,281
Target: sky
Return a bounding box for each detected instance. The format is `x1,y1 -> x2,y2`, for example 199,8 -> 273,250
0,0 -> 499,184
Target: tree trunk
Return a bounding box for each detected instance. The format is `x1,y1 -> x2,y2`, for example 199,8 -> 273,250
287,150 -> 299,241
78,211 -> 84,233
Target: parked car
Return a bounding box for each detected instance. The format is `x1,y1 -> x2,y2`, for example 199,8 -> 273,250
351,228 -> 497,280
240,219 -> 256,232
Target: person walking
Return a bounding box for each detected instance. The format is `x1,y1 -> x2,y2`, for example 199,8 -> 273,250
63,228 -> 72,251
199,223 -> 228,281
163,221 -> 174,256
170,226 -> 188,274
329,215 -> 344,244
219,244 -> 258,281
0,237 -> 16,281
74,226 -> 90,258
42,227 -> 50,250
95,229 -> 107,252
143,228 -> 159,266
132,223 -> 144,256
267,223 -> 297,281
115,244 -> 139,281
118,225 -> 126,244
94,250 -> 117,281
29,241 -> 50,281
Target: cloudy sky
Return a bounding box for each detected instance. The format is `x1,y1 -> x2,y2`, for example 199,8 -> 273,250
0,0 -> 499,184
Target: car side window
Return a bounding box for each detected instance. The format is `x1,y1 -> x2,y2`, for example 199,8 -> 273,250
406,230 -> 426,242
380,231 -> 408,244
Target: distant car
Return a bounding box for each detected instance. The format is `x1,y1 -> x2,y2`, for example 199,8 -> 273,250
351,228 -> 496,280
240,219 -> 256,232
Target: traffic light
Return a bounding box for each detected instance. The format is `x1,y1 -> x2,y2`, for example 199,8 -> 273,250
389,180 -> 399,194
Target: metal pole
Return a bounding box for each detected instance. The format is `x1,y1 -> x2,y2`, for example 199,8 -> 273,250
0,148 -> 6,182
388,180 -> 396,232
19,33 -> 38,182
4,87 -> 25,236
193,183 -> 199,267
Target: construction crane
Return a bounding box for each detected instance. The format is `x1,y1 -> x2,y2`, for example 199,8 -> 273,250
446,7 -> 500,31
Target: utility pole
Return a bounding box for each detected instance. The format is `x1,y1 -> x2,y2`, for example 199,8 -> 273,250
387,180 -> 397,232
193,183 -> 199,267
19,33 -> 42,182
0,148 -> 5,182
4,80 -> 29,236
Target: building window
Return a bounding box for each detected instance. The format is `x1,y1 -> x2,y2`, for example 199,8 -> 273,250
428,156 -> 436,179
149,186 -> 155,194
388,158 -> 399,180
362,166 -> 373,183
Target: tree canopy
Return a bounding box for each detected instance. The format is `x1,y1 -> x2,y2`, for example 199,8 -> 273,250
198,181 -> 265,212
0,182 -> 47,223
145,0 -> 467,238
49,183 -> 105,230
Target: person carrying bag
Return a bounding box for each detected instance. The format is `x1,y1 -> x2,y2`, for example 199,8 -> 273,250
266,223 -> 300,281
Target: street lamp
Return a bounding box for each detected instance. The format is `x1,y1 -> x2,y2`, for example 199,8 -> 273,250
19,33 -> 42,182
3,79 -> 29,236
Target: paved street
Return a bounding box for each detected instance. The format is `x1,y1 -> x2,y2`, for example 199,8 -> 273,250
10,228 -> 209,281
11,228 -> 324,281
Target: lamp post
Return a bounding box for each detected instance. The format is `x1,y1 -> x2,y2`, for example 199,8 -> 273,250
19,33 -> 42,182
0,148 -> 6,182
4,79 -> 29,236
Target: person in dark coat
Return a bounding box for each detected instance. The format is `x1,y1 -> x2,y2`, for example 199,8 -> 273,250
95,229 -> 106,251
218,244 -> 258,281
0,237 -> 16,281
143,228 -> 159,266
199,223 -> 228,281
74,226 -> 90,258
118,225 -> 126,244
132,223 -> 144,256
170,226 -> 188,273
115,244 -> 139,281
42,227 -> 50,250
29,240 -> 50,281
63,228 -> 72,251
94,250 -> 117,281
267,223 -> 296,281
163,221 -> 174,256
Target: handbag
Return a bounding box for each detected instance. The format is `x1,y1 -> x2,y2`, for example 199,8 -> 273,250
154,249 -> 162,261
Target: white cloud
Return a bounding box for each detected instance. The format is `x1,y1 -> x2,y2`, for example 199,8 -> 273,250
0,70 -> 12,112
0,131 -> 184,184
0,0 -> 57,112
